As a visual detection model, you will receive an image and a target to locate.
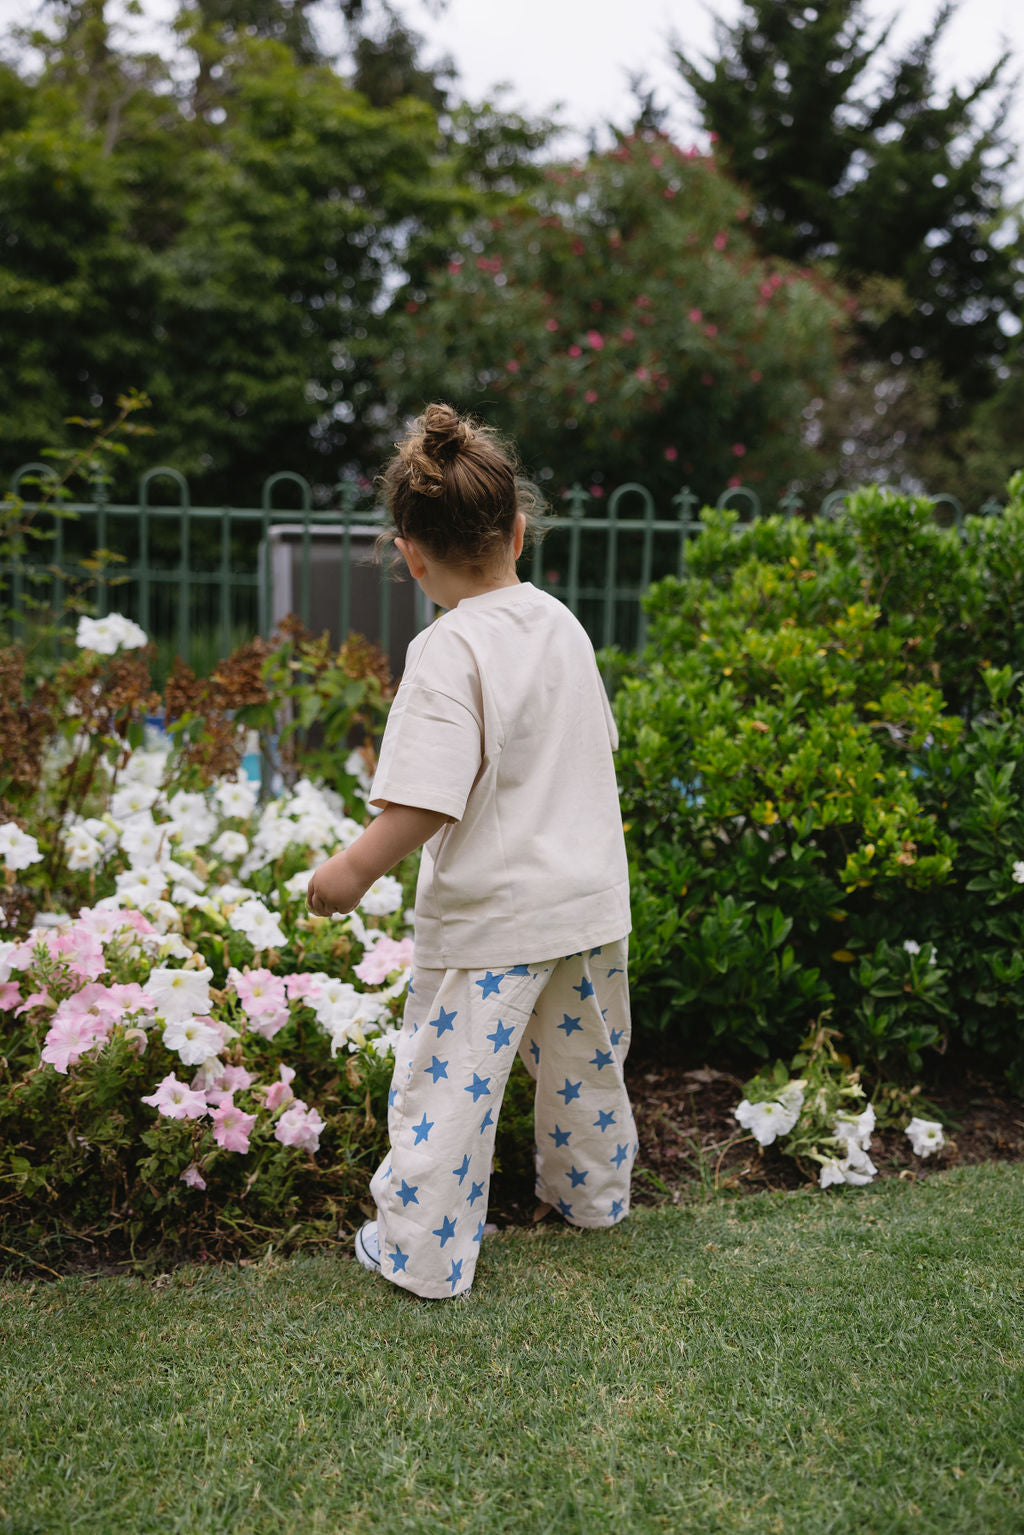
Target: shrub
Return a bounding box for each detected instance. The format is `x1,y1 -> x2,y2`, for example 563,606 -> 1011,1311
614,478 -> 1024,1082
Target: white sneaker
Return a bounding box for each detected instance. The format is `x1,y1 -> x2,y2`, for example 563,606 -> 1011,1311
354,1220 -> 381,1272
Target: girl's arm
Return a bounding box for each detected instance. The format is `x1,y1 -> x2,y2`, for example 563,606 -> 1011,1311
306,802 -> 450,917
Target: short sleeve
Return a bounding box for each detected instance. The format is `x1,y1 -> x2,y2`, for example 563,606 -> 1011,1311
369,682 -> 482,821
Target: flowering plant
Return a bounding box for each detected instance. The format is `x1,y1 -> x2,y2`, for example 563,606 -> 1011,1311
732,1024 -> 946,1190
0,617 -> 415,1271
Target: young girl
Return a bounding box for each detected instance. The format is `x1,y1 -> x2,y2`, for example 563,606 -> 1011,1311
307,403 -> 636,1299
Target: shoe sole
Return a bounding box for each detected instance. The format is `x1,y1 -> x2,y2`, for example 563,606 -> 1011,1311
354,1224 -> 381,1272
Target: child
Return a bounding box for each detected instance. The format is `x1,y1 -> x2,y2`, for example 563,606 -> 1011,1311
307,403 -> 636,1299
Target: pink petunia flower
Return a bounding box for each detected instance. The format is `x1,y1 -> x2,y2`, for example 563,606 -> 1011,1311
0,981 -> 21,1010
621,328 -> 635,342
211,1102 -> 257,1153
584,390 -> 599,404
732,443 -> 747,457
568,344 -> 582,358
284,972 -> 322,1003
264,1063 -> 297,1112
353,937 -> 415,987
506,359 -> 520,373
180,1163 -> 207,1190
713,232 -> 727,251
545,318 -> 559,332
585,330 -> 604,350
274,1100 -> 326,1154
664,447 -> 679,462
688,308 -> 702,324
142,1072 -> 209,1119
41,1012 -> 104,1073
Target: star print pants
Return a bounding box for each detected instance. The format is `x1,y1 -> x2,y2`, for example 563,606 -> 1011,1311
369,937 -> 636,1300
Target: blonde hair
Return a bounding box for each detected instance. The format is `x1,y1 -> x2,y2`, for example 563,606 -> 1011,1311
377,403 -> 544,567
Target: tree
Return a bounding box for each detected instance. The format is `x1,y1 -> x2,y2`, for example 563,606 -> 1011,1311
384,132 -> 844,503
674,1 -> 1023,431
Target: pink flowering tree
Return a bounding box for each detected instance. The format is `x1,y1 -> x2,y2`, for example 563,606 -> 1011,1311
385,132 -> 844,504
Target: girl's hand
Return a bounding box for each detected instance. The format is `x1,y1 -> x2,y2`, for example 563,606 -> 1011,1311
307,851 -> 365,917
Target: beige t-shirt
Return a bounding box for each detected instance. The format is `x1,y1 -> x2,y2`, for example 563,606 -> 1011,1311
368,581 -> 631,969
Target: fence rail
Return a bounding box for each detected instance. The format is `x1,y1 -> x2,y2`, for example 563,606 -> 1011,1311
3,465 -> 1007,672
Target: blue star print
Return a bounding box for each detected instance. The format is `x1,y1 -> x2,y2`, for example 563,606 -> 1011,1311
590,947 -> 603,957
425,1056 -> 449,1083
473,1220 -> 486,1244
529,1039 -> 540,1064
590,1049 -> 614,1071
452,1154 -> 471,1184
611,1143 -> 629,1168
429,1005 -> 457,1036
433,1214 -> 457,1247
568,1166 -> 588,1188
397,1180 -> 419,1207
465,1073 -> 491,1102
557,1198 -> 573,1218
475,971 -> 504,999
467,1180 -> 485,1206
573,977 -> 596,1001
608,967 -> 624,976
557,1078 -> 582,1104
594,1109 -> 616,1132
558,1014 -> 583,1036
480,1107 -> 495,1133
609,1028 -> 624,1047
548,1124 -> 571,1147
412,1113 -> 434,1145
390,1246 -> 409,1272
388,1086 -> 397,1107
610,1199 -> 624,1220
486,1020 -> 515,1052
506,964 -> 530,976
447,1257 -> 464,1292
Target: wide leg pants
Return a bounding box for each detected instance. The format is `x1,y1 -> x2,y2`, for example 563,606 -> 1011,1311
369,937 -> 637,1299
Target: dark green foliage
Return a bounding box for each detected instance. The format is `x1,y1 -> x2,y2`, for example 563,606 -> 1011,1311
614,476 -> 1024,1079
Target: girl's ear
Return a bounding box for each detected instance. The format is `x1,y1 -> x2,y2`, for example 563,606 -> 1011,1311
394,535 -> 427,581
512,511 -> 526,562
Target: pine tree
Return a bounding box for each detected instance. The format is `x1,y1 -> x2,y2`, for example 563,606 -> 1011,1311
674,0 -> 1021,420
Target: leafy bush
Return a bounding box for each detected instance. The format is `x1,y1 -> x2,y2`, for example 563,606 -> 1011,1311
614,478 -> 1024,1082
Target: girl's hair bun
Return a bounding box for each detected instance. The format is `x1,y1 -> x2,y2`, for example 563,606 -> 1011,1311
421,402 -> 472,463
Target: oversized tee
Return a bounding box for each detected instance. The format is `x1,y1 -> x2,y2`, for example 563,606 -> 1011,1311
368,581 -> 631,969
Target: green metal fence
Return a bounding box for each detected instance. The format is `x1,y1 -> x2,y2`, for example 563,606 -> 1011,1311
3,464 -> 1005,672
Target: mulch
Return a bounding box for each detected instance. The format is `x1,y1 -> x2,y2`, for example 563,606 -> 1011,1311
490,1044 -> 1024,1222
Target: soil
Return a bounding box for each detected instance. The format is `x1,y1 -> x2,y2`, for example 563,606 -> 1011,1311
490,1044 -> 1024,1222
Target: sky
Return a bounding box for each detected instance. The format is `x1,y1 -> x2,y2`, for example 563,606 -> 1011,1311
1,0 -> 1023,166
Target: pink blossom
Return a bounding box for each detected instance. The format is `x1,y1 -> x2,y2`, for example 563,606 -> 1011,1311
41,1012 -> 103,1073
585,330 -> 604,350
636,295 -> 652,308
713,233 -> 727,251
246,1008 -> 291,1041
732,443 -> 747,458
230,966 -> 288,1019
354,937 -> 415,986
264,1063 -> 297,1112
760,282 -> 774,298
634,366 -> 649,380
704,323 -> 718,338
142,1072 -> 209,1120
584,390 -> 599,404
180,1163 -> 207,1190
17,989 -> 53,1013
211,1102 -> 257,1153
701,372 -> 714,387
285,972 -> 322,1003
750,369 -> 763,383
688,308 -> 702,324
664,447 -> 679,462
545,318 -> 559,332
663,187 -> 676,200
0,981 -> 21,1010
727,474 -> 743,488
588,485 -> 604,499
568,345 -> 582,358
506,359 -> 520,373
621,328 -> 635,342
571,239 -> 585,256
274,1100 -> 326,1154
651,153 -> 663,168
447,260 -> 462,275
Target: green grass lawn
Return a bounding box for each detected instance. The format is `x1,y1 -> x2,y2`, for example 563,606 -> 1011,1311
1,1162 -> 1022,1535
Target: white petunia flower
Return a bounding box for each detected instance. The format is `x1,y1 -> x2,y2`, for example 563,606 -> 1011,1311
776,1079 -> 807,1118
76,612 -> 148,654
65,826 -> 104,871
359,875 -> 403,917
163,1015 -> 223,1066
734,1096 -> 800,1147
283,868 -> 316,899
121,814 -> 171,869
0,823 -> 43,871
147,965 -> 214,1022
1013,860 -> 1024,884
115,866 -> 168,902
213,777 -> 259,819
211,830 -> 249,861
228,898 -> 287,951
834,1102 -> 876,1152
902,939 -> 921,955
818,1145 -> 878,1188
905,1117 -> 945,1157
110,783 -> 160,822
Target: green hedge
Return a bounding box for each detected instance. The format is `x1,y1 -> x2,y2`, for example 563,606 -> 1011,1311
612,475 -> 1024,1083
